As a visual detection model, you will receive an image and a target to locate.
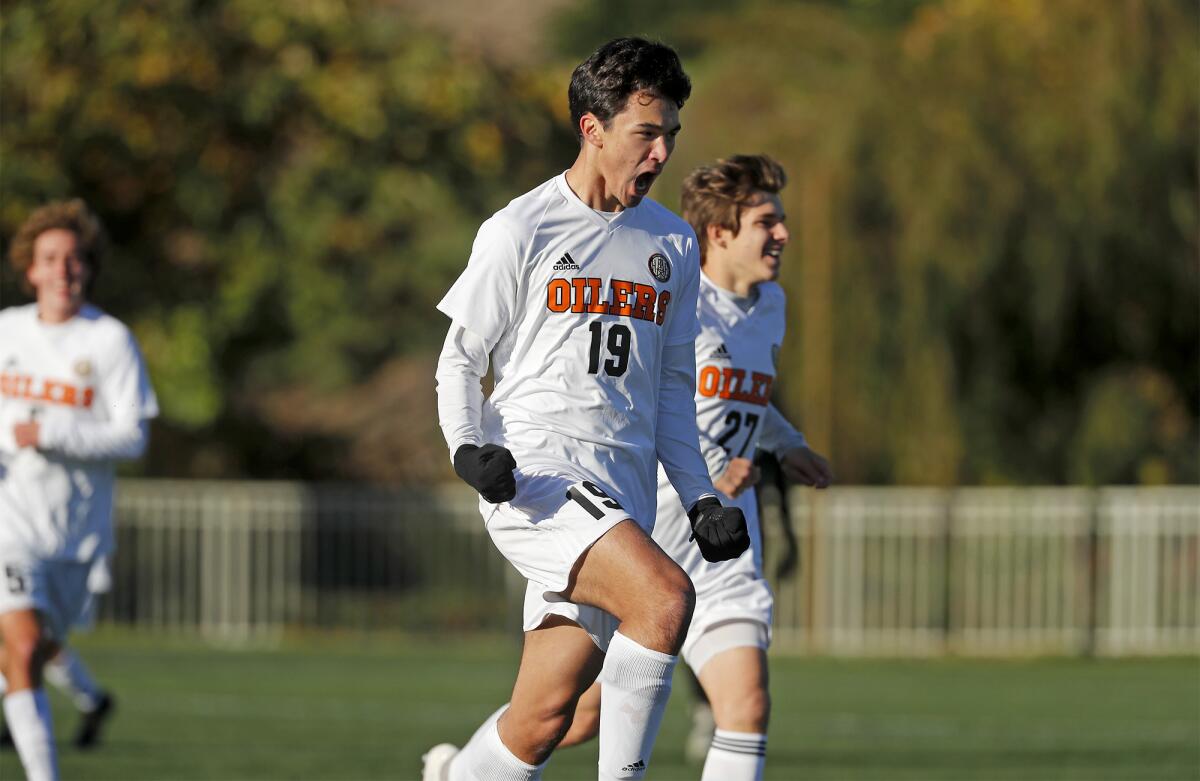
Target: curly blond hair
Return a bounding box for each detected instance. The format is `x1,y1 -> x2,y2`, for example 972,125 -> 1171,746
681,155 -> 787,265
8,198 -> 108,297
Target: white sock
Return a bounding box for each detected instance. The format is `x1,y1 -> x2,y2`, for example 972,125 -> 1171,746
0,670 -> 7,695
701,729 -> 767,781
597,631 -> 677,780
45,649 -> 102,712
3,689 -> 59,781
449,704 -> 544,781
44,647 -> 103,715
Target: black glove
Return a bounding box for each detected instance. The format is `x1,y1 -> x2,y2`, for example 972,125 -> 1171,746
688,497 -> 750,562
453,444 -> 517,503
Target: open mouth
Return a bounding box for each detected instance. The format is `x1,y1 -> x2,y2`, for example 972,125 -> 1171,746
634,172 -> 656,196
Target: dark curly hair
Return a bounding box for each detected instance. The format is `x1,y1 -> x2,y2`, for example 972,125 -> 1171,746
568,37 -> 692,141
8,198 -> 107,297
681,155 -> 788,264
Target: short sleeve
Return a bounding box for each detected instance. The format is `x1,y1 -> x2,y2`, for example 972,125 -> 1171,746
100,327 -> 159,423
664,234 -> 702,347
436,217 -> 522,350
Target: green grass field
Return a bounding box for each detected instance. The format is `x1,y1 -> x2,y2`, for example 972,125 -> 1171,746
4,629 -> 1197,781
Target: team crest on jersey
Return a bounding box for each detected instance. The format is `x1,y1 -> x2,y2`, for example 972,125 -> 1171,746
74,359 -> 93,377
647,253 -> 671,283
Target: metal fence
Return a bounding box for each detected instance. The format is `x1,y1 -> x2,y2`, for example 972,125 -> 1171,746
770,486 -> 1200,656
102,481 -> 1200,656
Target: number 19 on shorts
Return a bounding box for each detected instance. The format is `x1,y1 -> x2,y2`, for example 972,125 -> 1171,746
587,321 -> 631,377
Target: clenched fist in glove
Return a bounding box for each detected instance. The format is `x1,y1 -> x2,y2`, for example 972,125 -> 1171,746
687,497 -> 750,562
453,444 -> 517,503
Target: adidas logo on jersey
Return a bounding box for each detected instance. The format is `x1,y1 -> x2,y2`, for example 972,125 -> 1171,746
552,252 -> 580,271
709,343 -> 732,360
621,759 -> 646,772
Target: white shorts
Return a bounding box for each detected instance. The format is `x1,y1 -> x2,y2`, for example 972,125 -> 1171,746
485,471 -> 640,652
0,552 -> 92,642
681,572 -> 774,670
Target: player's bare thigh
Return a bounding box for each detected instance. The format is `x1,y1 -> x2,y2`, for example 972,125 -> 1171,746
0,608 -> 58,690
494,521 -> 695,763
561,519 -> 695,655
697,644 -> 770,732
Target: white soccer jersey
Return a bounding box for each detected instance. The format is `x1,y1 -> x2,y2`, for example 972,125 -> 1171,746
654,275 -> 789,598
438,173 -> 703,521
0,304 -> 158,561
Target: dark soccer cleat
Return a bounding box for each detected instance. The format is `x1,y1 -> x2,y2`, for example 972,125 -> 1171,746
74,692 -> 115,749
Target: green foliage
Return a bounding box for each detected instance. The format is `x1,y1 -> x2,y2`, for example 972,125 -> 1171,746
1070,368 -> 1195,484
549,0 -> 734,57
1,0 -> 574,474
1,0 -> 1194,484
669,0 -> 1198,484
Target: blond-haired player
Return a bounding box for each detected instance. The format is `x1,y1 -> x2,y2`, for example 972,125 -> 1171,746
0,199 -> 158,781
559,155 -> 832,781
425,38 -> 751,781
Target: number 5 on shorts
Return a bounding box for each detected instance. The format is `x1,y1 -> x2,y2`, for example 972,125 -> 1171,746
566,480 -> 623,519
5,565 -> 28,595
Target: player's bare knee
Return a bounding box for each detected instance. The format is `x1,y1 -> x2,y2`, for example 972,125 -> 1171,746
2,635 -> 44,679
719,686 -> 770,732
532,682 -> 586,734
528,704 -> 575,754
653,564 -> 695,637
679,572 -> 697,617
743,686 -> 770,730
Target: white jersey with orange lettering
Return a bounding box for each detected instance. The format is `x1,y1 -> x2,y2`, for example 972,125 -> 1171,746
0,304 -> 158,563
437,173 -> 706,527
652,275 -> 796,660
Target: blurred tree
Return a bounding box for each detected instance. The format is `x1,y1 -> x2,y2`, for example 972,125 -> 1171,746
635,0 -> 1198,484
1070,367 -> 1195,485
1,0 -> 575,479
875,0 -> 1198,484
811,0 -> 934,28
3,0 -> 1194,485
549,0 -> 734,57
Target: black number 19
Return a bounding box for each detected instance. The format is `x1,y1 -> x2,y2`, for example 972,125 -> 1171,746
587,322 -> 631,377
567,480 -> 624,520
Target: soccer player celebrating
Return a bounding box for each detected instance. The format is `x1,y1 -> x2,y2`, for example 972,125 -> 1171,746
558,155 -> 833,781
425,38 -> 749,781
0,199 -> 158,781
